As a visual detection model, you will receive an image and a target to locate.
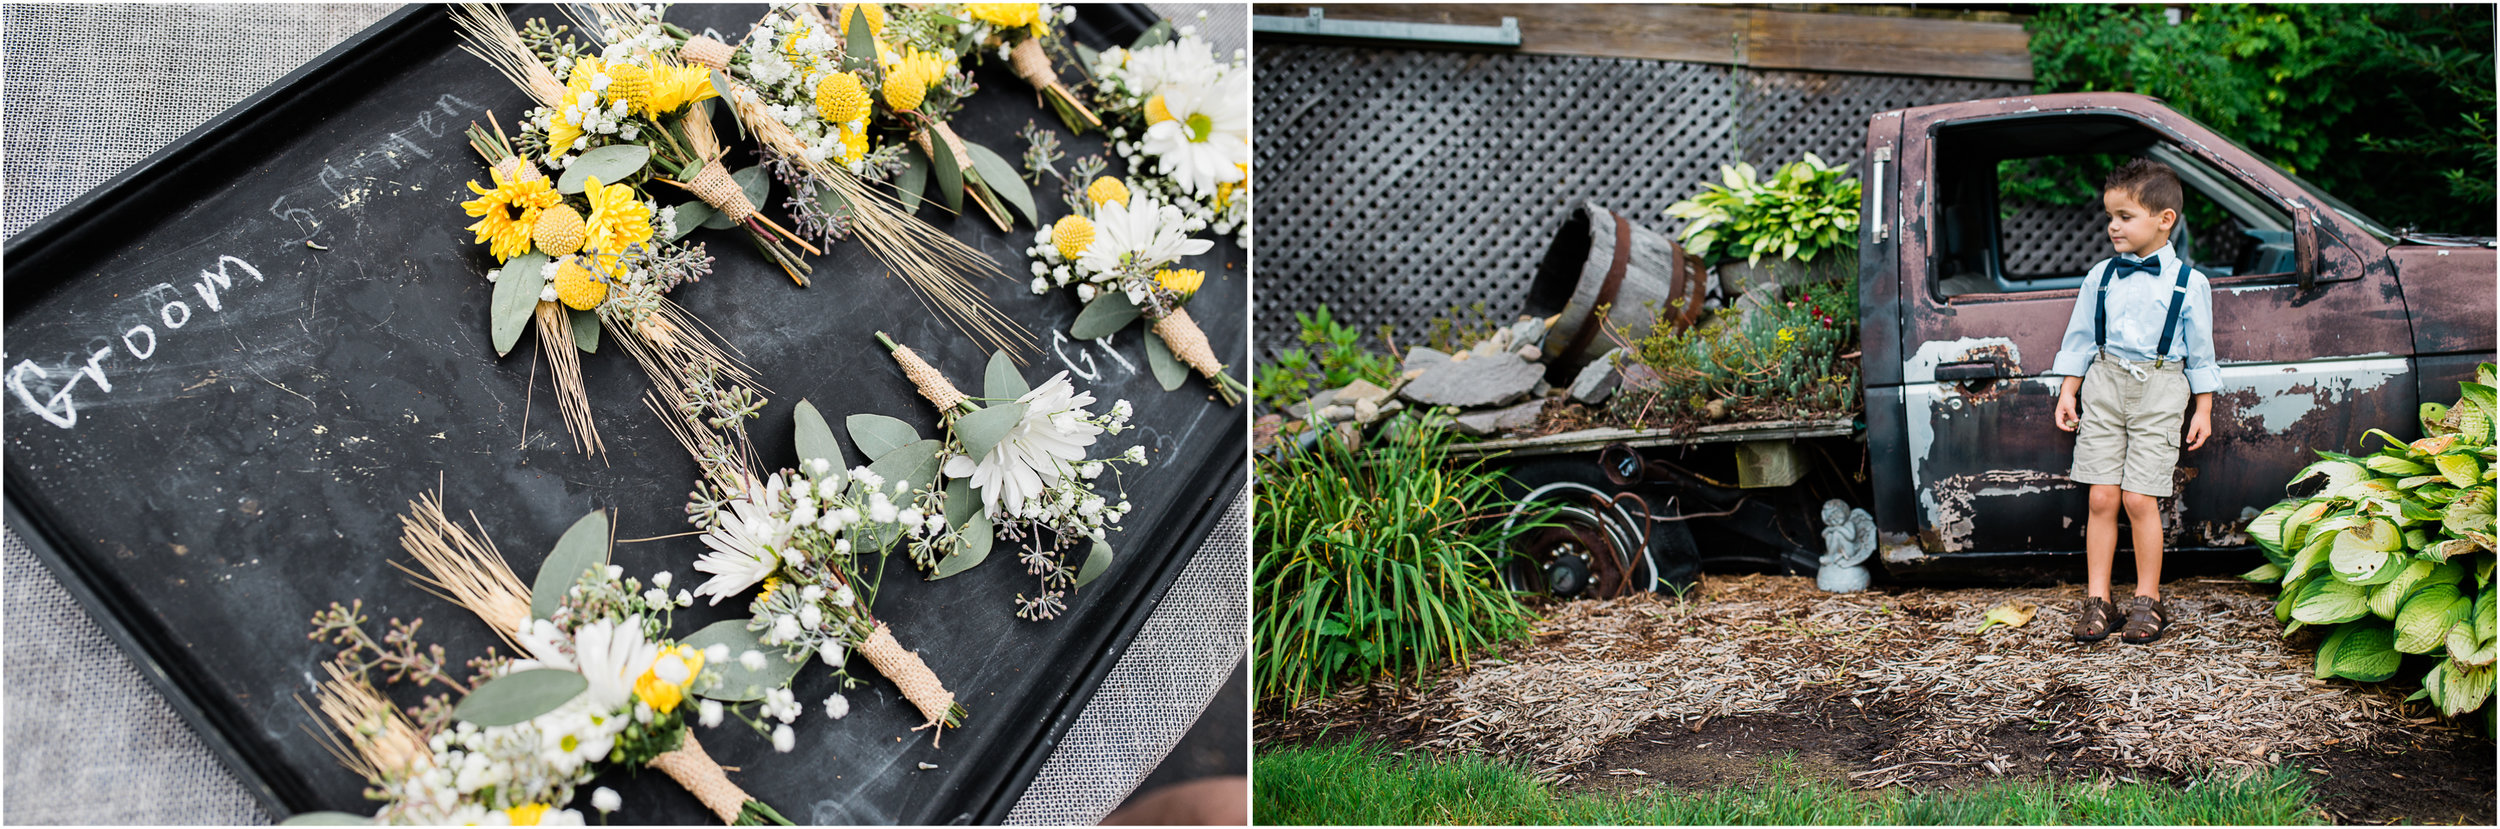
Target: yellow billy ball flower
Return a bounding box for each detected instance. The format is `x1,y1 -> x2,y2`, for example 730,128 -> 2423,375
1086,176 -> 1130,207
882,65 -> 926,111
1154,268 -> 1206,297
532,204 -> 586,256
815,73 -> 871,124
552,258 -> 609,310
602,62 -> 654,115
835,3 -> 886,38
1052,214 -> 1096,260
1144,94 -> 1175,125
966,3 -> 1041,29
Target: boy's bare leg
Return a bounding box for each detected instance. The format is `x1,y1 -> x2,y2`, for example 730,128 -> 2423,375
2085,484 -> 2122,600
2121,491 -> 2164,600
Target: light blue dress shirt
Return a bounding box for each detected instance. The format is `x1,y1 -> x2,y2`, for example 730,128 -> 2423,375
2049,242 -> 2222,394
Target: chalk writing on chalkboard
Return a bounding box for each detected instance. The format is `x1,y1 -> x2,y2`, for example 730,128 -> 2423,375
8,255 -> 264,429
1051,329 -> 1138,383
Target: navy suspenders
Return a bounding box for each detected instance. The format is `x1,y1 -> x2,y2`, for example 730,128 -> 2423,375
2093,258 -> 2194,367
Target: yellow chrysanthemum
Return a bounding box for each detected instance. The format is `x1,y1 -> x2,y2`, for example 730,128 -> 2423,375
546,56 -> 605,156
1086,176 -> 1130,207
532,204 -> 586,256
631,645 -> 705,715
1143,94 -> 1174,125
1154,268 -> 1206,297
655,64 -> 721,114
815,73 -> 870,124
838,125 -> 871,164
1052,214 -> 1095,259
552,258 -> 609,310
881,64 -> 926,111
581,176 -> 653,254
462,167 -> 562,262
965,3 -> 1040,29
1214,163 -> 1249,206
835,3 -> 886,38
602,62 -> 653,115
899,48 -> 949,88
506,804 -> 550,826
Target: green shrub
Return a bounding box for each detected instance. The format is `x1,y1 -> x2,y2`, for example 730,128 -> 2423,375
2020,4 -> 2494,235
1254,304 -> 1398,411
1662,154 -> 1862,266
1253,413 -> 1541,712
2242,364 -> 2497,725
1623,275 -> 1862,421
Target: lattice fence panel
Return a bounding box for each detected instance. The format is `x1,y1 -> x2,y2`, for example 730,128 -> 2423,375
2000,200 -> 2108,275
1253,43 -> 1739,362
1256,45 -> 2057,363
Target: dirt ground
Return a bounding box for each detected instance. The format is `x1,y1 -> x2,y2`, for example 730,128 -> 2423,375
1260,574 -> 2496,825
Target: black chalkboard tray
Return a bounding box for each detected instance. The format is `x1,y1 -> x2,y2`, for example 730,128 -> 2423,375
3,4 -> 1245,824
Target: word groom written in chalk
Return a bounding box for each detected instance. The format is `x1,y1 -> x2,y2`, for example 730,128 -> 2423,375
9,255 -> 264,429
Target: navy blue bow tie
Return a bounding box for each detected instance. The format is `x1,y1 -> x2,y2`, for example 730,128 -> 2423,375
2109,256 -> 2163,277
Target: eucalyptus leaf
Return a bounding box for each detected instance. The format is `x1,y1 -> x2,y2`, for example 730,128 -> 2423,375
672,201 -> 717,238
732,166 -> 771,218
491,253 -> 548,357
556,145 -> 651,194
1069,291 -> 1143,340
930,512 -> 993,579
709,69 -> 738,115
1146,331 -> 1187,391
955,402 -> 1028,460
1074,539 -> 1113,588
942,476 -> 977,529
895,150 -> 930,214
926,129 -> 964,213
1132,20 -> 1174,49
699,199 -> 737,230
529,511 -> 610,621
684,620 -> 805,702
964,140 -> 1037,227
453,669 -> 589,727
279,813 -> 374,826
792,400 -> 846,472
1074,43 -> 1100,75
845,6 -> 877,77
569,306 -> 600,354
984,350 -> 1029,401
846,413 -> 922,460
867,439 -> 943,500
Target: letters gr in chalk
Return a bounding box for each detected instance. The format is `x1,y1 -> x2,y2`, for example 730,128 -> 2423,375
8,256 -> 265,429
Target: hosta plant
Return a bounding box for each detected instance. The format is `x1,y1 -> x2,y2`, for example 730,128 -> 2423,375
2243,364 -> 2499,725
1662,153 -> 1861,266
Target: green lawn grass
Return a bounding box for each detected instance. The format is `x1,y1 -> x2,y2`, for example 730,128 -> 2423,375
1254,741 -> 2326,825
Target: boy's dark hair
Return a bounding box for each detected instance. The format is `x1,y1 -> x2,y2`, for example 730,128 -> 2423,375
2104,158 -> 2183,217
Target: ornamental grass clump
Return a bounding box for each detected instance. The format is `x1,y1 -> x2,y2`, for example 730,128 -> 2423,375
1253,412 -> 1544,712
2243,364 -> 2499,725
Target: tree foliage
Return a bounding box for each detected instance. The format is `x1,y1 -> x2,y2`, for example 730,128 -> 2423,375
2020,4 -> 2493,235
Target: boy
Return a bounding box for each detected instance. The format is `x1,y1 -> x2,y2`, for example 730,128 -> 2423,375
2051,158 -> 2217,645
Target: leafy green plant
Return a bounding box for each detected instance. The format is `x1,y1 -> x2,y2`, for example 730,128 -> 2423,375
1621,276 -> 1861,421
1254,412 -> 1542,712
1253,304 -> 1398,410
2022,5 -> 2494,235
1662,154 -> 1862,266
2243,364 -> 2498,724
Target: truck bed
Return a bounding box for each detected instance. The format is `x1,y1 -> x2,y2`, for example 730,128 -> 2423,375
1445,417 -> 1858,459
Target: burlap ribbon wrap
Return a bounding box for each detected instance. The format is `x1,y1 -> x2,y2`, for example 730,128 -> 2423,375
910,123 -> 974,175
647,732 -> 753,824
1153,307 -> 1224,381
890,345 -> 968,412
686,159 -> 758,223
861,622 -> 957,733
681,35 -> 735,70
1008,38 -> 1061,89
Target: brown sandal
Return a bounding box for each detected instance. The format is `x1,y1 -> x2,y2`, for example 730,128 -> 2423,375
2071,596 -> 2119,642
2121,596 -> 2172,644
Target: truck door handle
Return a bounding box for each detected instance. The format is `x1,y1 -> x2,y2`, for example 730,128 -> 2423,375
1935,361 -> 2008,381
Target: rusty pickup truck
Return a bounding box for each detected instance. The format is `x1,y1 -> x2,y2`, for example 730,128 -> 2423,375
1477,92 -> 2496,589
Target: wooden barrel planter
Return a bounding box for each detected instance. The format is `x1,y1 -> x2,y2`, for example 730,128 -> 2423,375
1522,203 -> 1709,381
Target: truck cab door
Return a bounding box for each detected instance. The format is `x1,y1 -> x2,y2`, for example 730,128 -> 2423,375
1881,96 -> 2413,569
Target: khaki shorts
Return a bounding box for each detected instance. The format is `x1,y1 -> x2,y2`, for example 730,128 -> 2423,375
2071,355 -> 2191,497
